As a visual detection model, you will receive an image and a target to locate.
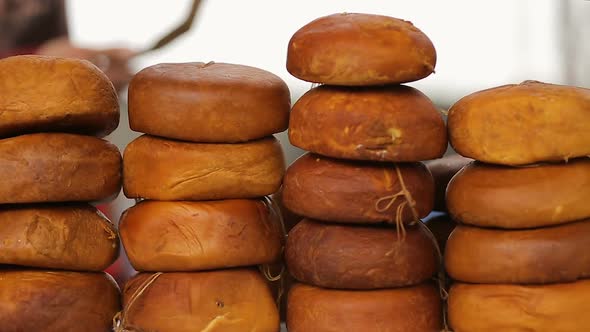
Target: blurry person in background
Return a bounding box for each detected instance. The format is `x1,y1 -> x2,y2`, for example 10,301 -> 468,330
0,0 -> 134,92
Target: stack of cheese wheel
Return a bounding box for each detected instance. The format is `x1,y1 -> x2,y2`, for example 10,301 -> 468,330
0,55 -> 122,331
445,80 -> 590,332
283,13 -> 448,332
118,62 -> 290,332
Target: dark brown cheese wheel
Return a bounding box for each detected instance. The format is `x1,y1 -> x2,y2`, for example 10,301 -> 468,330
287,13 -> 436,85
0,204 -> 118,271
447,159 -> 590,229
129,62 -> 290,143
0,55 -> 119,138
0,133 -> 122,203
287,282 -> 442,332
445,221 -> 590,284
289,85 -> 446,162
285,219 -> 437,289
449,280 -> 590,332
119,199 -> 283,271
448,80 -> 590,165
0,270 -> 120,332
120,269 -> 279,332
282,153 -> 434,224
123,135 -> 285,200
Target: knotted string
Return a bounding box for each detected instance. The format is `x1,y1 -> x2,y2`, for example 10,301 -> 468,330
376,165 -> 420,245
258,264 -> 285,282
376,164 -> 451,331
113,272 -> 163,332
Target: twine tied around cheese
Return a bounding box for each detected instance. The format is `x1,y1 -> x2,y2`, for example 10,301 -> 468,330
375,164 -> 420,243
415,220 -> 452,332
377,164 -> 452,332
260,196 -> 288,307
415,221 -> 448,301
113,272 -> 163,332
259,264 -> 285,282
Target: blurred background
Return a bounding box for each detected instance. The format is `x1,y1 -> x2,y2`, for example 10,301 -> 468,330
2,0 -> 589,286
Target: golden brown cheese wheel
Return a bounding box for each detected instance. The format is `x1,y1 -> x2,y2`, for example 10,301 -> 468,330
0,204 -> 118,271
123,135 -> 285,200
0,55 -> 119,138
449,280 -> 590,332
120,269 -> 279,332
448,81 -> 590,165
289,85 -> 447,162
287,283 -> 442,332
285,219 -> 437,289
447,159 -> 590,228
287,13 -> 436,85
282,153 -> 434,224
0,133 -> 122,204
0,270 -> 120,332
445,221 -> 590,284
128,62 -> 290,143
119,199 -> 283,271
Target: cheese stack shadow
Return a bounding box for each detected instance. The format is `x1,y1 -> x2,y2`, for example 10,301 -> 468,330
117,62 -> 290,332
283,13 -> 448,332
445,81 -> 590,332
422,154 -> 474,251
0,55 -> 122,331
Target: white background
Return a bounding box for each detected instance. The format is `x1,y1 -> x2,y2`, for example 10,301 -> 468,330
68,0 -> 589,105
